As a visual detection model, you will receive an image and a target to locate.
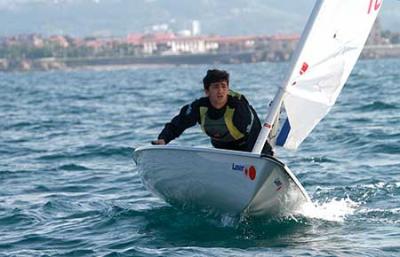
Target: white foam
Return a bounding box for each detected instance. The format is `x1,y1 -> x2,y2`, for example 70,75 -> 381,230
294,198 -> 360,222
220,214 -> 238,227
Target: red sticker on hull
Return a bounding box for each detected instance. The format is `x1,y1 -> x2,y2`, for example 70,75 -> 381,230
248,166 -> 256,180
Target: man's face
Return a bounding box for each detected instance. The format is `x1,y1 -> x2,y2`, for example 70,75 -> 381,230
205,80 -> 229,109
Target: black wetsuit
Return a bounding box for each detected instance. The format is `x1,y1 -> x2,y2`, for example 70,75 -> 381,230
158,91 -> 273,155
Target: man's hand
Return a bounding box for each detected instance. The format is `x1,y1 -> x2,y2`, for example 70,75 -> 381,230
151,139 -> 166,145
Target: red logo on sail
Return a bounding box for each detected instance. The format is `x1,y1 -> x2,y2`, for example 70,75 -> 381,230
300,62 -> 309,75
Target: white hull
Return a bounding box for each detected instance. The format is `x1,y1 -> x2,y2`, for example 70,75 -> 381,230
134,145 -> 310,216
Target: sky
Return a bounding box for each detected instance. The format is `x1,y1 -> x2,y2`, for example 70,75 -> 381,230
0,0 -> 398,37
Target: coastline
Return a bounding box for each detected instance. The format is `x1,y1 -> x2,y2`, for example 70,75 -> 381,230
1,44 -> 400,73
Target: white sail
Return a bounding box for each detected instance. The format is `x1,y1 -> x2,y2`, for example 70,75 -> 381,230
275,0 -> 383,150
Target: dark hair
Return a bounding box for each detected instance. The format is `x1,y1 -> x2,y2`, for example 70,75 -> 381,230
202,69 -> 229,90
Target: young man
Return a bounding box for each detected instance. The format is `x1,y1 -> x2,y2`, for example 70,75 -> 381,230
152,69 -> 273,155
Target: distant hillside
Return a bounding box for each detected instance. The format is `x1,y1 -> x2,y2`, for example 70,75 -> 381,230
0,0 -> 398,37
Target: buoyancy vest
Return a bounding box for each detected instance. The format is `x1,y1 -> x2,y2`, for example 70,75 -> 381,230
199,91 -> 251,143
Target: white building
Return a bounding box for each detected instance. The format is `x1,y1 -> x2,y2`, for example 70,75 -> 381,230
192,20 -> 201,36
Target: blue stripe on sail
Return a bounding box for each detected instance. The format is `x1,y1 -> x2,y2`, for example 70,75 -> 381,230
276,118 -> 291,146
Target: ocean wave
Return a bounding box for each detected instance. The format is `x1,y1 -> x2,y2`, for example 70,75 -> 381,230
356,207 -> 400,224
37,145 -> 134,161
58,164 -> 90,171
357,101 -> 398,111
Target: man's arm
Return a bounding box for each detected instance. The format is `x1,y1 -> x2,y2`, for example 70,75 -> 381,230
153,101 -> 199,144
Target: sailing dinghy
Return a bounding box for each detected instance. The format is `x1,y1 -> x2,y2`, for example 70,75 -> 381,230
133,0 -> 382,216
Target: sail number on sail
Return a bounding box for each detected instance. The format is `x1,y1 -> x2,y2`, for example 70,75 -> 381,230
368,0 -> 382,14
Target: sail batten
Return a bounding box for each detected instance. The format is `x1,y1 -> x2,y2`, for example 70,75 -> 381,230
275,0 -> 383,150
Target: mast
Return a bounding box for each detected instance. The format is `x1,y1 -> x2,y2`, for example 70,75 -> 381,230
252,0 -> 325,154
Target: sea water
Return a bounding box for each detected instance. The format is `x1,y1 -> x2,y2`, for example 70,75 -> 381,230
0,59 -> 399,256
